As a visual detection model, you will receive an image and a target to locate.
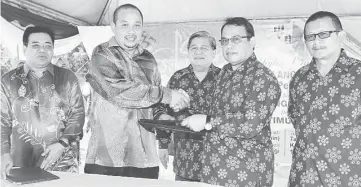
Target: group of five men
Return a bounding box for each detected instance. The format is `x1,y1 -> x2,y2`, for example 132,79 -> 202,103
1,3 -> 360,187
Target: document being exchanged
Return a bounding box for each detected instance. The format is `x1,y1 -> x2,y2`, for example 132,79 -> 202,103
169,89 -> 190,112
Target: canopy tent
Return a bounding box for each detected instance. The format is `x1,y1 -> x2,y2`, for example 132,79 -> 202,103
2,0 -> 361,25
2,0 -> 361,37
2,0 -> 361,58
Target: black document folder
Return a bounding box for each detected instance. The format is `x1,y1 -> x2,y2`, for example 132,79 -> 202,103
138,119 -> 205,135
6,167 -> 59,185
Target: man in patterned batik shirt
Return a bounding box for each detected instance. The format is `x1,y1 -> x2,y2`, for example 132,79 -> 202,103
288,11 -> 361,187
1,26 -> 85,177
84,4 -> 189,179
154,31 -> 220,182
181,17 -> 281,187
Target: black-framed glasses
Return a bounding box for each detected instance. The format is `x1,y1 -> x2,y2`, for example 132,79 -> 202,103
30,44 -> 53,51
219,35 -> 250,46
304,31 -> 340,42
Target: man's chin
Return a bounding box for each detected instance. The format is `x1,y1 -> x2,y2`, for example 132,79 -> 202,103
124,42 -> 139,49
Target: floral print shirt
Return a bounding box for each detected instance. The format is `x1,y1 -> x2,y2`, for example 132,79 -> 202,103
288,50 -> 361,187
1,64 -> 85,172
154,64 -> 220,180
203,54 -> 281,187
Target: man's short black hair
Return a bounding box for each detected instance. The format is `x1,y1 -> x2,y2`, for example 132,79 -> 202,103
304,11 -> 343,34
23,26 -> 55,46
221,17 -> 255,38
113,4 -> 143,24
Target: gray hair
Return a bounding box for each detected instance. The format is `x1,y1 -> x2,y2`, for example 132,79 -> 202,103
187,31 -> 216,50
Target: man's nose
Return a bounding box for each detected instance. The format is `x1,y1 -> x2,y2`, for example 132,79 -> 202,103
127,26 -> 137,33
194,48 -> 203,54
38,46 -> 46,51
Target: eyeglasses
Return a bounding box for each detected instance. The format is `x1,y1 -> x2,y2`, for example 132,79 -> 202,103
219,35 -> 250,46
304,31 -> 340,42
30,44 -> 53,51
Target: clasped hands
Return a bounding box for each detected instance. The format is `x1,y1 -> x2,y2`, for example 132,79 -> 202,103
170,89 -> 190,112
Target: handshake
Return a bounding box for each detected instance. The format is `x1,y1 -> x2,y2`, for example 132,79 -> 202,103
170,89 -> 190,112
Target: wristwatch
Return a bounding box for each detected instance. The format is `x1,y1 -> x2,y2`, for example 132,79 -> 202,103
58,139 -> 69,148
204,115 -> 212,131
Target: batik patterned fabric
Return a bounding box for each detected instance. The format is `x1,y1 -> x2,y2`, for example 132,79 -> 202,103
288,50 -> 361,187
85,37 -> 172,168
154,64 -> 220,180
202,53 -> 281,187
1,64 -> 85,172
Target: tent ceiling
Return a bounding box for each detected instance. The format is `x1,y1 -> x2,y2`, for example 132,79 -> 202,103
1,3 -> 78,39
3,0 -> 361,26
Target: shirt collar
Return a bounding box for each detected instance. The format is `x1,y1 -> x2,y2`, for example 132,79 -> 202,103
108,37 -> 119,47
309,49 -> 350,73
188,64 -> 217,75
23,63 -> 54,76
224,52 -> 257,72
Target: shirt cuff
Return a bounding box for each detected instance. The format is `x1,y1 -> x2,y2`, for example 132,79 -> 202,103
161,87 -> 172,104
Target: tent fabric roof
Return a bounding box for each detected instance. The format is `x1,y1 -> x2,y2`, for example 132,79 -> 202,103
1,2 -> 78,39
1,0 -> 361,39
3,0 -> 361,26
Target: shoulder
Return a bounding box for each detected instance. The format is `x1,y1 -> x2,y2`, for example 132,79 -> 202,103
290,64 -> 311,87
91,41 -> 116,60
1,66 -> 23,86
343,55 -> 361,72
170,67 -> 190,81
212,65 -> 221,75
140,49 -> 155,59
253,60 -> 279,83
136,49 -> 157,65
54,66 -> 78,82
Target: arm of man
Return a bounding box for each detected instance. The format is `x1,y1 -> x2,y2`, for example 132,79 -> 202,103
287,75 -> 299,129
153,77 -> 175,149
88,52 -> 172,108
61,71 -> 85,142
41,71 -> 85,169
211,75 -> 281,139
1,81 -> 14,176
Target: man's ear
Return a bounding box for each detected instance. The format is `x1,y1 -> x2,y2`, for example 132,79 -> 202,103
110,21 -> 116,33
23,45 -> 27,54
211,49 -> 216,59
250,37 -> 256,49
337,30 -> 346,43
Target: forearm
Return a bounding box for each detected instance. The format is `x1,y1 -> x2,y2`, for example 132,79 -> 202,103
88,54 -> 172,108
62,79 -> 85,143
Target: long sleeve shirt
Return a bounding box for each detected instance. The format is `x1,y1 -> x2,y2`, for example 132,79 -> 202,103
1,64 -> 85,172
202,54 -> 281,187
154,64 -> 220,180
288,50 -> 361,187
85,37 -> 171,168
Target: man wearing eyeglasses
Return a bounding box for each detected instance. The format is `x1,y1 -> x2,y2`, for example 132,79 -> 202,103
154,31 -> 220,182
288,11 -> 361,187
1,26 -> 85,178
181,17 -> 281,186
